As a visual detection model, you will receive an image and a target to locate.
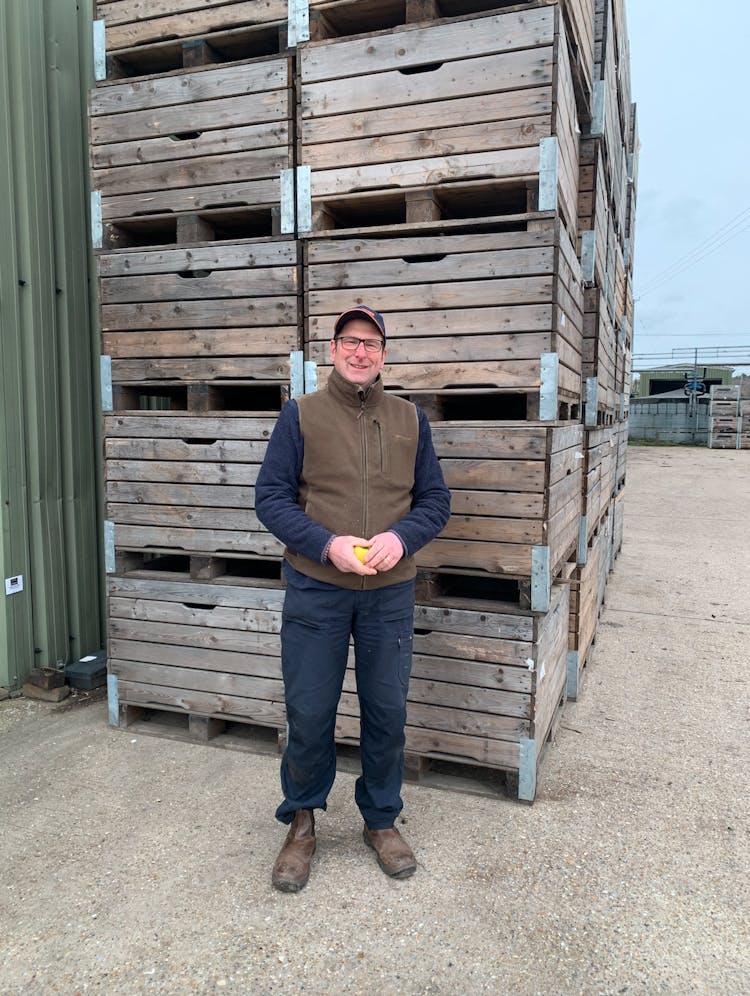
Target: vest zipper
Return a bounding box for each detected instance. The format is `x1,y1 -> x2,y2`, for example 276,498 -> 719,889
360,396 -> 369,589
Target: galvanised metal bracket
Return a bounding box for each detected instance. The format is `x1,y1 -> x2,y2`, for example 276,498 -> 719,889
90,191 -> 103,249
538,137 -> 558,213
585,377 -> 599,427
280,169 -> 296,235
539,352 -> 559,421
100,355 -> 113,412
296,166 -> 312,233
581,230 -> 596,284
104,520 -> 115,574
531,546 -> 550,613
518,738 -> 537,802
591,80 -> 606,137
304,360 -> 318,394
623,237 -> 631,269
287,0 -> 310,46
566,650 -> 580,700
290,350 -> 304,398
93,20 -> 106,82
578,515 -> 588,565
107,673 -> 119,726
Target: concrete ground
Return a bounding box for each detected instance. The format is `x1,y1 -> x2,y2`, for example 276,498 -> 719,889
1,445 -> 748,996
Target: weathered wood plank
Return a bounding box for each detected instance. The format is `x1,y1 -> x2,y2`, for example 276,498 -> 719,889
300,46 -> 552,118
98,241 -> 298,277
299,10 -> 555,84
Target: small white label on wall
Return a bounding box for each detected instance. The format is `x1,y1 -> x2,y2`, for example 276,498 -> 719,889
5,575 -> 24,595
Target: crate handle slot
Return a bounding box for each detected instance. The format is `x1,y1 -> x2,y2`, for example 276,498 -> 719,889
398,62 -> 443,75
170,131 -> 203,141
182,438 -> 218,445
182,602 -> 216,611
400,254 -> 447,264
177,269 -> 212,279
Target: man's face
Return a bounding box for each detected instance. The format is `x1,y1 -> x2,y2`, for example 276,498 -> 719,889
330,318 -> 386,389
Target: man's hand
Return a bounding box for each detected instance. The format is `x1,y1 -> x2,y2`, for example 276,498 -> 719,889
328,535 -> 378,575
363,531 -> 404,572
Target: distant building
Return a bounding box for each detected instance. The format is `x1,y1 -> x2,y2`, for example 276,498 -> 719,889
634,364 -> 734,398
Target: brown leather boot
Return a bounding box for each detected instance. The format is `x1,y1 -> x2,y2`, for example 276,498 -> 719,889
363,825 -> 417,879
272,809 -> 316,893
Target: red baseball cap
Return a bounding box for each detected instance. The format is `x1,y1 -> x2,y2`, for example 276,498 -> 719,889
334,306 -> 386,340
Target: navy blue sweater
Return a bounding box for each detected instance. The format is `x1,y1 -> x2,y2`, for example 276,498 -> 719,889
255,399 -> 451,565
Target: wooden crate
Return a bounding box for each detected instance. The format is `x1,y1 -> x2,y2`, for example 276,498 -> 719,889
580,424 -> 615,549
577,137 -> 609,287
739,419 -> 750,450
108,573 -> 569,801
339,584 -> 571,801
709,385 -> 739,417
108,573 -> 287,727
611,487 -> 624,564
615,419 -> 628,488
304,218 -> 584,408
582,285 -> 616,418
90,58 -> 293,238
708,418 -> 740,450
419,422 -> 583,601
95,0 -> 291,78
104,413 -> 284,562
98,238 -> 301,385
591,0 -> 629,244
566,498 -> 611,698
297,5 -> 580,236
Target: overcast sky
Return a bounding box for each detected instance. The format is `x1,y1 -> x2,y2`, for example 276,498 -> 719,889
627,0 -> 750,372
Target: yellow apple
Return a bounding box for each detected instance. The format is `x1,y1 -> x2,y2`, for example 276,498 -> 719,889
353,545 -> 369,564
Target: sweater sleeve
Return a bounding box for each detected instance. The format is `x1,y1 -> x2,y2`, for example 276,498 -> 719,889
254,401 -> 335,563
388,407 -> 451,556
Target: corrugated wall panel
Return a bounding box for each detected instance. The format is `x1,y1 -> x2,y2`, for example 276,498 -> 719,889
0,0 -> 102,690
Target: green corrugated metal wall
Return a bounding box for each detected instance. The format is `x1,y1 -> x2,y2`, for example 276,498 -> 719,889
0,0 -> 102,690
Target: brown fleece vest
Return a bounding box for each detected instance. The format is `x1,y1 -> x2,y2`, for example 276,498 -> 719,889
285,368 -> 419,590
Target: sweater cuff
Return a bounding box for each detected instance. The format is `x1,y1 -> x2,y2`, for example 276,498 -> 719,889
321,535 -> 336,565
388,530 -> 408,557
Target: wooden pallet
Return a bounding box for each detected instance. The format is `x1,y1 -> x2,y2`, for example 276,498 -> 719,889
107,573 -> 570,801
91,57 -> 294,233
297,5 -> 580,239
418,421 -> 583,595
303,217 -> 584,405
98,238 -> 301,385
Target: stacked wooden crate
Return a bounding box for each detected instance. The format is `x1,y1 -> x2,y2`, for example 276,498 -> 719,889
740,400 -> 750,450
92,0 -> 634,802
708,385 -> 741,449
565,0 -> 635,699
92,3 -> 302,735
297,0 -> 595,801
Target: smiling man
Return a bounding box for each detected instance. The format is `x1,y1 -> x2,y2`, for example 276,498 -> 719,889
255,305 -> 450,892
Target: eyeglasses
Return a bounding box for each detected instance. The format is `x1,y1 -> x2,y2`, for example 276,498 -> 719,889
334,335 -> 385,354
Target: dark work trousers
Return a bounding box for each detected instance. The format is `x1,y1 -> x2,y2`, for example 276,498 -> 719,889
275,574 -> 415,830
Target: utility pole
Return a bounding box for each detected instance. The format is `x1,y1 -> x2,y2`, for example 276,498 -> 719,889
688,348 -> 704,443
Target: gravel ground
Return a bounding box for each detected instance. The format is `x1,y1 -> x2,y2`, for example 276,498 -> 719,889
1,445 -> 748,995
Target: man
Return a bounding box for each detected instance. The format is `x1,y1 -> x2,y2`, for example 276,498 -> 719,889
255,305 -> 450,892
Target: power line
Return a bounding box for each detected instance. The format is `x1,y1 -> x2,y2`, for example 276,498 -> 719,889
635,206 -> 750,299
633,331 -> 750,338
636,205 -> 750,290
